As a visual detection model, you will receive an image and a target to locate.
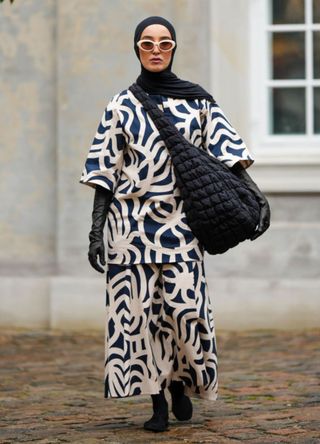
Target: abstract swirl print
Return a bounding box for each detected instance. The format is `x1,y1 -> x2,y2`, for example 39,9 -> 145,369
104,260 -> 218,400
79,88 -> 255,265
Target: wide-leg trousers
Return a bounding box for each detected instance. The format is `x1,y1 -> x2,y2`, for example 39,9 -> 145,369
104,260 -> 218,400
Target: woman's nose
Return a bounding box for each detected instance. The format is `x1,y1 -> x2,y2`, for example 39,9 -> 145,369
152,44 -> 160,54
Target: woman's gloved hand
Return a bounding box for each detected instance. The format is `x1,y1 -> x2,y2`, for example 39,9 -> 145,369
88,185 -> 113,273
231,162 -> 271,240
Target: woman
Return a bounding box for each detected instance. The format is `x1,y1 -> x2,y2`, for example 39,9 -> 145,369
79,16 -> 268,432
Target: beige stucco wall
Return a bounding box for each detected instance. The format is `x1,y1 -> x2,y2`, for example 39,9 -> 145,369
0,1 -> 57,275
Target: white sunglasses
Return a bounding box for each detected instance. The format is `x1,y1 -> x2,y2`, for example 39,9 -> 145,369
137,39 -> 176,52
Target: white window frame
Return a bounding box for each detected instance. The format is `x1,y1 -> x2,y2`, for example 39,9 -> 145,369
250,0 -> 320,160
249,0 -> 320,191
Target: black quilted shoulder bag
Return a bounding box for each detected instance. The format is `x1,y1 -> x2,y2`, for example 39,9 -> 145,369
129,82 -> 261,255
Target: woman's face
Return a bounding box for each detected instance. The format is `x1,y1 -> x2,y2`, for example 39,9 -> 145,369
138,24 -> 173,72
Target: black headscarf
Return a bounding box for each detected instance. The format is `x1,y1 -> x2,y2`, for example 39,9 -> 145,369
134,16 -> 215,102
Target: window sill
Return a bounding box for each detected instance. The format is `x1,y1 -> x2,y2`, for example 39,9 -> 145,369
249,160 -> 320,193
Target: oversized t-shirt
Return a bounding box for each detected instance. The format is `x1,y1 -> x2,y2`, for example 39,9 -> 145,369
79,88 -> 255,264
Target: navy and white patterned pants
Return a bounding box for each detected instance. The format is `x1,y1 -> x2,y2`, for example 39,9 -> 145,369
104,260 -> 218,400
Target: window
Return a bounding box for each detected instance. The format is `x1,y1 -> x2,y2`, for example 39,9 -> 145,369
250,0 -> 320,165
270,0 -> 320,135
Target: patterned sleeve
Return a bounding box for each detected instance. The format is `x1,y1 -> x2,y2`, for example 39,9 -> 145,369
79,96 -> 126,192
200,98 -> 255,169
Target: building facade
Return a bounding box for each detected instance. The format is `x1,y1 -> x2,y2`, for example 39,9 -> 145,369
0,0 -> 319,330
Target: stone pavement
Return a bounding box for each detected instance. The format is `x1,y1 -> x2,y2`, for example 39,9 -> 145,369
0,328 -> 319,444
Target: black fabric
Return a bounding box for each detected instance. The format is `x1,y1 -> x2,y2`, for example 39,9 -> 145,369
168,381 -> 193,421
230,162 -> 271,240
129,82 -> 266,255
143,390 -> 169,432
134,16 -> 215,101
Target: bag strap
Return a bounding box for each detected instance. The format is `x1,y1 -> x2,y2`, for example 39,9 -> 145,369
128,82 -> 186,152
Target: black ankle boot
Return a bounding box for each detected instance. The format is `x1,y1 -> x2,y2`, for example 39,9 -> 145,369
168,380 -> 193,421
143,389 -> 169,432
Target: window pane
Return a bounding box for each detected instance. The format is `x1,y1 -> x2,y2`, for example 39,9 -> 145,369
272,32 -> 305,79
313,0 -> 320,22
271,88 -> 306,134
314,88 -> 320,133
272,0 -> 305,24
314,31 -> 320,78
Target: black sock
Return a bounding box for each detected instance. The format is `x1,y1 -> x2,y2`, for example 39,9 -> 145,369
151,389 -> 168,415
169,380 -> 193,421
144,389 -> 169,431
169,380 -> 184,397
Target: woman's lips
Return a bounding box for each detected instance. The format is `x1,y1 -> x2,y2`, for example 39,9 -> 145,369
150,58 -> 162,62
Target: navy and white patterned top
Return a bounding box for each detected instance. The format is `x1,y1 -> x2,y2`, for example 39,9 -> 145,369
80,88 -> 255,264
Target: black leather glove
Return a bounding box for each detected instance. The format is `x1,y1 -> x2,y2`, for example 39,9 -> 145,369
231,162 -> 271,240
88,185 -> 113,273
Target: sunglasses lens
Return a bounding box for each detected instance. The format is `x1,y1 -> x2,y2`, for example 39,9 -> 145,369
140,41 -> 154,50
159,41 -> 174,51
